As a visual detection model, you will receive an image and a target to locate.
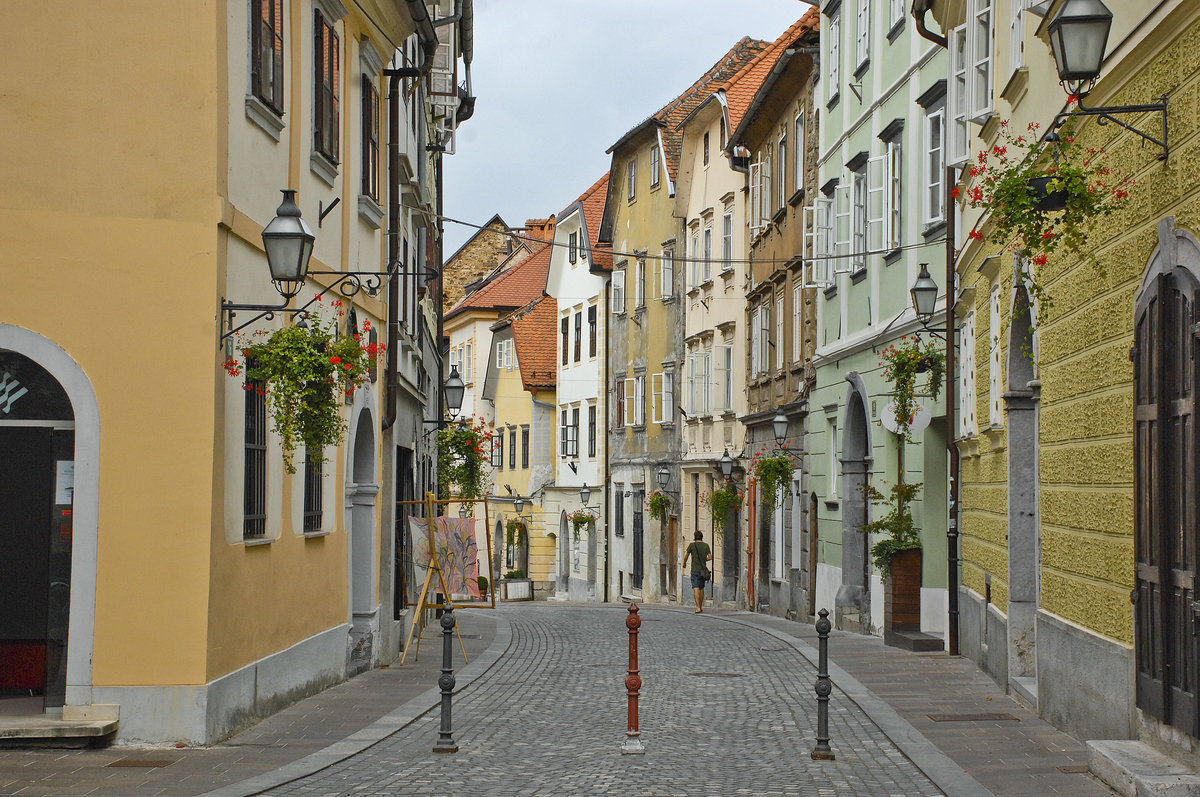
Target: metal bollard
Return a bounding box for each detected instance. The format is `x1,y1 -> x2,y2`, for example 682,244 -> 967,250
432,602 -> 459,754
621,603 -> 645,754
810,608 -> 836,760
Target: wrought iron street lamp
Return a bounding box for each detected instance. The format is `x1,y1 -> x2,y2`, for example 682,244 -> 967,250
910,264 -> 939,323
1044,0 -> 1168,160
655,465 -> 670,490
718,449 -> 735,480
261,189 -> 315,300
513,497 -> 525,515
444,366 -> 465,418
580,484 -> 591,507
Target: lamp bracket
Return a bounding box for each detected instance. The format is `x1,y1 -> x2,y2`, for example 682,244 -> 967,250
317,197 -> 340,226
1051,94 -> 1169,161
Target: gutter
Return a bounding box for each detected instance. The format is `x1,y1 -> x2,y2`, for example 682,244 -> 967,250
382,3 -> 437,432
911,0 -> 948,48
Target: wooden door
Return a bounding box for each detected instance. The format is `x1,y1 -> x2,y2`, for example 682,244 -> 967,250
1135,271 -> 1199,733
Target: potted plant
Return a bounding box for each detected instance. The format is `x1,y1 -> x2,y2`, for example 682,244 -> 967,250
703,481 -> 743,540
436,416 -> 492,517
224,306 -> 382,473
567,508 -> 597,541
748,452 -> 795,510
960,119 -> 1132,322
505,517 -> 528,548
878,336 -> 945,441
860,480 -> 923,641
500,568 -> 532,601
646,490 -> 671,522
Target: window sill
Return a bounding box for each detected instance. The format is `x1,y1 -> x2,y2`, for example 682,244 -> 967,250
882,248 -> 902,266
771,207 -> 787,224
311,150 -> 339,187
787,188 -> 806,207
826,93 -> 840,111
850,267 -> 867,285
245,95 -> 285,141
886,18 -> 905,43
853,60 -> 869,81
661,294 -> 678,305
632,425 -> 647,432
659,421 -> 676,430
304,530 -> 331,539
358,195 -> 384,229
922,220 -> 947,241
824,499 -> 839,509
700,279 -> 713,289
823,284 -> 838,300
244,537 -> 274,548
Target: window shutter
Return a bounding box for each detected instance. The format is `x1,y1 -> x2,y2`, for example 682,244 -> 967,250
969,0 -> 993,122
624,379 -> 635,427
949,26 -> 969,166
651,373 -> 663,423
834,182 -> 851,274
748,161 -> 763,232
663,372 -> 674,423
867,154 -> 886,255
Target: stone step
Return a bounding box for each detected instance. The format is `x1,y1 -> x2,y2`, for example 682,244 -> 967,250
1088,739 -> 1200,797
0,716 -> 117,748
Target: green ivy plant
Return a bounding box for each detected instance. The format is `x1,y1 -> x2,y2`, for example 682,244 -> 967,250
503,569 -> 526,580
225,307 -> 381,473
859,480 -> 923,575
704,481 -> 743,540
505,517 -> 527,548
750,453 -> 794,510
961,119 -> 1132,324
878,336 -> 945,441
646,490 -> 671,522
436,416 -> 492,516
568,508 -> 597,542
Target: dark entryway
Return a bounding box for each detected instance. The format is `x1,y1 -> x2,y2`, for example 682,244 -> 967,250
0,351 -> 74,710
631,489 -> 644,591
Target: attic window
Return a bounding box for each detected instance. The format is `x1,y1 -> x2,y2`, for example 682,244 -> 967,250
569,231 -> 578,264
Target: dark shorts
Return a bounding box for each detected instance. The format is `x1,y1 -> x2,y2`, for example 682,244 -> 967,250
690,572 -> 708,589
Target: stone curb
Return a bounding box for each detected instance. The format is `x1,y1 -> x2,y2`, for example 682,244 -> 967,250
660,607 -> 995,797
196,614 -> 514,797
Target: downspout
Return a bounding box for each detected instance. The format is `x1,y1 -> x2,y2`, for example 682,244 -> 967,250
911,0 -> 948,48
945,165 -> 959,656
603,277 -> 611,603
382,3 -> 436,432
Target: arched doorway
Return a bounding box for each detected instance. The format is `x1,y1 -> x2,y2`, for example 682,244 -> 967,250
348,409 -> 377,674
1005,283 -> 1039,693
836,377 -> 872,632
0,348 -> 79,713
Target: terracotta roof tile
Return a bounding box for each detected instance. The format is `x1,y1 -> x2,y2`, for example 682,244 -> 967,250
720,9 -> 820,135
444,242 -> 551,317
505,295 -> 559,392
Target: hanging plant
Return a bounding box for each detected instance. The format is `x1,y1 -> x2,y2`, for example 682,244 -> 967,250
224,304 -> 382,474
646,490 -> 672,522
567,508 -> 597,541
748,452 -> 795,510
878,336 -> 945,441
436,416 -> 492,516
703,481 -> 743,539
505,517 -> 528,547
859,480 -> 923,575
960,118 -> 1132,323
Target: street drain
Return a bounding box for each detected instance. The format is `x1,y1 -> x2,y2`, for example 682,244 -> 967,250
926,713 -> 1020,722
1057,765 -> 1090,774
108,759 -> 176,768
688,672 -> 743,678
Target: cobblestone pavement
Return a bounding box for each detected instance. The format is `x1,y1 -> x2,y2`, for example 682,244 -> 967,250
262,604 -> 944,797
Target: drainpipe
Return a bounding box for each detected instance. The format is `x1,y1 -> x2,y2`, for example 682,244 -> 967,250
603,277 -> 611,603
911,0 -> 948,48
945,165 -> 959,656
382,3 -> 437,432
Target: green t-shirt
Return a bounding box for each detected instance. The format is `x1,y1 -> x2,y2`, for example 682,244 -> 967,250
686,541 -> 711,574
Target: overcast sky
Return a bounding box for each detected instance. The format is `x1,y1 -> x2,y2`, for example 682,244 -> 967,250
442,0 -> 816,255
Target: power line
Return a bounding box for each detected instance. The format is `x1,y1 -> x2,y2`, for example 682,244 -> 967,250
435,210 -> 948,266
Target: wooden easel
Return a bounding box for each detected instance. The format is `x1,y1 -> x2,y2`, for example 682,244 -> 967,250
399,492 -> 469,665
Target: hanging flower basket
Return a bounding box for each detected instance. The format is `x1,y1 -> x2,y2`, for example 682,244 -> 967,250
961,119 -> 1132,323
703,482 -> 743,540
505,518 -> 528,547
224,306 -> 383,474
879,336 -> 945,441
567,508 -> 597,541
646,490 -> 671,522
748,452 -> 795,510
436,416 -> 492,516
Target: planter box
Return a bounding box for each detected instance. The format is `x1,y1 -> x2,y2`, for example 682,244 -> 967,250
884,549 -> 943,652
499,578 -> 533,601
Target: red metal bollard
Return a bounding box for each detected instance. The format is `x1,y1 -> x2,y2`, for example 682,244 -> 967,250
622,603 -> 645,754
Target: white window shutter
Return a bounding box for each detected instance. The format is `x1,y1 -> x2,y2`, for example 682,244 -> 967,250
834,183 -> 851,274
970,0 -> 993,122
663,372 -> 674,422
624,379 -> 635,427
989,286 -> 1002,426
948,26 -> 969,167
867,154 -> 885,255
651,373 -> 663,423
749,161 -> 762,232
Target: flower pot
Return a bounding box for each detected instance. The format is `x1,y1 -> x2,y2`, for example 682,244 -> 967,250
499,578 -> 533,601
1027,176 -> 1069,212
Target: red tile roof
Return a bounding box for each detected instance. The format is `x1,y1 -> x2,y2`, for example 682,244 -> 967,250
444,241 -> 551,319
562,173 -> 613,272
608,37 -> 770,183
720,9 -> 820,135
505,295 -> 559,392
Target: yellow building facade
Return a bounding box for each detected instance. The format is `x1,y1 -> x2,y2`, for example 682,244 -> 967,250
0,0 -> 461,744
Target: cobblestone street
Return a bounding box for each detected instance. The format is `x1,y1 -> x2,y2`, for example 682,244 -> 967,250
262,604 -> 942,797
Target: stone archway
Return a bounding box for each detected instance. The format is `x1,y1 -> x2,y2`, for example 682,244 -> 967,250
0,325 -> 99,714
348,408 -> 378,674
1005,283 -> 1039,694
836,374 -> 872,632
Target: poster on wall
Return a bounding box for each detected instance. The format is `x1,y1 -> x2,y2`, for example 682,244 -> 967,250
408,516 -> 481,601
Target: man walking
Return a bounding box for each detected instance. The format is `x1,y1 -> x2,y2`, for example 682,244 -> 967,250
682,531 -> 712,613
